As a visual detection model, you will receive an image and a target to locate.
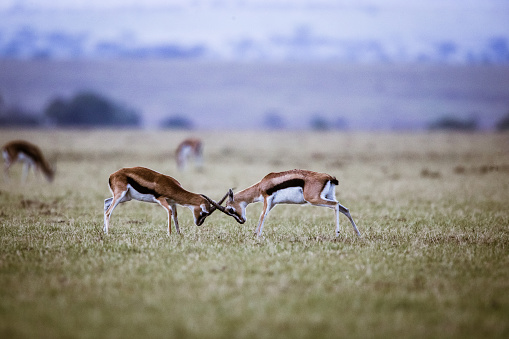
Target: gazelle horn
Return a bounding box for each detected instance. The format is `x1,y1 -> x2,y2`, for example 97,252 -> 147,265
201,191 -> 229,214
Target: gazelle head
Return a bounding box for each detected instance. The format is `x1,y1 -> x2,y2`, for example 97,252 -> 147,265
196,190 -> 230,226
223,189 -> 247,224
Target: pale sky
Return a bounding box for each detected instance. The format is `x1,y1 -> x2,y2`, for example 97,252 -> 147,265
1,0 -> 508,62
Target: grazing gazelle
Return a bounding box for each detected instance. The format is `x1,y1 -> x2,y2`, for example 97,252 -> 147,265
2,140 -> 55,183
104,166 -> 230,235
209,169 -> 361,237
176,138 -> 203,171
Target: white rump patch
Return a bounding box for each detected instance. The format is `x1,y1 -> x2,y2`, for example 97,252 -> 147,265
320,181 -> 337,202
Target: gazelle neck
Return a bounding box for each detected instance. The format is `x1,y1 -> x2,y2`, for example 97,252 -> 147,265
173,189 -> 204,207
235,184 -> 263,204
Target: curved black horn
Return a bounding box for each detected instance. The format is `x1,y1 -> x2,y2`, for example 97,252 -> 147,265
217,191 -> 229,205
201,194 -> 228,214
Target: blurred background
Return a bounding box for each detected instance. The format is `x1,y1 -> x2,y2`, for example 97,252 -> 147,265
0,0 -> 508,131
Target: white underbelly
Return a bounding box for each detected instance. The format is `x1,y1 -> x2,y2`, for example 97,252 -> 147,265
272,187 -> 306,204
126,185 -> 158,203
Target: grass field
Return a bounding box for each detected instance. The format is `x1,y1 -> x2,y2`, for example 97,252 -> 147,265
0,129 -> 508,339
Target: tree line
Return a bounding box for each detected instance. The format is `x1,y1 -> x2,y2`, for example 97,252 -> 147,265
1,91 -> 509,131
0,92 -> 140,128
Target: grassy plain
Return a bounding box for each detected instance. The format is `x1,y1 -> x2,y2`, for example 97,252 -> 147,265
0,129 -> 508,339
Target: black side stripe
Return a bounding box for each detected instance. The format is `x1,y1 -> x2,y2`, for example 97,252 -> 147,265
266,179 -> 305,196
127,177 -> 161,198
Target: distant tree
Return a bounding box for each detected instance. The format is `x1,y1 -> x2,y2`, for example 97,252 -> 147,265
45,92 -> 140,127
160,115 -> 194,129
263,111 -> 286,130
310,114 -> 330,131
488,37 -> 509,62
495,111 -> 509,131
45,98 -> 67,124
428,116 -> 478,131
436,41 -> 458,61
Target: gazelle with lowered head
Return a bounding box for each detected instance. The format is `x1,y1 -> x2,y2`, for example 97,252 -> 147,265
2,140 -> 55,183
209,169 -> 361,237
176,138 -> 203,171
104,166 -> 230,235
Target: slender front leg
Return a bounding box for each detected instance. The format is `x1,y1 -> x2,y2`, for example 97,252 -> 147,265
3,155 -> 12,182
170,203 -> 180,235
256,197 -> 273,237
156,197 -> 172,235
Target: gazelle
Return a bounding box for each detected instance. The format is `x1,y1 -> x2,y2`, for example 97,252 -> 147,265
104,166 -> 230,235
176,138 -> 203,171
209,169 -> 361,237
2,140 -> 55,183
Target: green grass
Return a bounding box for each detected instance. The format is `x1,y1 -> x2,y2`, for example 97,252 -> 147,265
1,130 -> 508,338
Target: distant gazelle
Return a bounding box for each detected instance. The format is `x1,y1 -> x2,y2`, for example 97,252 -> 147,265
2,140 -> 55,183
176,138 -> 203,171
209,169 -> 361,237
104,166 -> 230,235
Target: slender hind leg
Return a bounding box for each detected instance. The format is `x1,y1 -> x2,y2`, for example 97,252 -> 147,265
21,162 -> 30,183
334,205 -> 341,237
306,183 -> 361,237
336,202 -> 361,237
170,203 -> 180,235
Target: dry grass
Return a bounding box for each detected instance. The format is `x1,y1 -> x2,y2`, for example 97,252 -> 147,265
0,129 -> 508,339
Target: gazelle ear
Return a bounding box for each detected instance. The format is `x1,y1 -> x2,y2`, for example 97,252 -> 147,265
228,188 -> 234,202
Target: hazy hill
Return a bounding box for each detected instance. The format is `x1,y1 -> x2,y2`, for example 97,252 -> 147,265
1,60 -> 508,129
